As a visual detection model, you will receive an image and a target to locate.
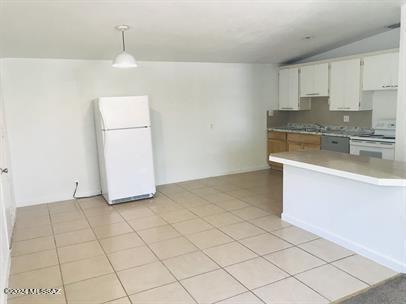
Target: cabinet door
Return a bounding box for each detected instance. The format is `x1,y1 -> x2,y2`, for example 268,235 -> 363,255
278,69 -> 290,110
314,63 -> 329,96
330,59 -> 361,111
363,52 -> 399,90
279,68 -> 299,110
302,143 -> 320,151
300,63 -> 329,97
268,139 -> 287,170
300,65 -> 315,97
269,139 -> 287,154
288,142 -> 303,152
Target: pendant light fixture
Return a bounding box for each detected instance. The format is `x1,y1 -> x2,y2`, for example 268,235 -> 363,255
112,25 -> 137,68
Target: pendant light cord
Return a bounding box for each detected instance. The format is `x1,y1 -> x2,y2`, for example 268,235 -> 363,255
121,31 -> 126,51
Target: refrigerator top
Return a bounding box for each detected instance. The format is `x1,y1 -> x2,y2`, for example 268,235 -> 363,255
96,96 -> 151,130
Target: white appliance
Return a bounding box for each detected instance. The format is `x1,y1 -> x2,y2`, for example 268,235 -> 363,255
350,119 -> 396,160
94,96 -> 156,204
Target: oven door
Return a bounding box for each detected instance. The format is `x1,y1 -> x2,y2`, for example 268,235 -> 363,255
350,140 -> 395,160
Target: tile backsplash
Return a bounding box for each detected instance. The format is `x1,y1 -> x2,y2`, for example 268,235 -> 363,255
268,98 -> 372,128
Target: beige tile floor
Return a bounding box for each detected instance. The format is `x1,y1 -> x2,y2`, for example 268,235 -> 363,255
7,169 -> 398,304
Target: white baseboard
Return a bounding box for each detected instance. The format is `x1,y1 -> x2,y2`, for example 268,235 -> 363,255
16,189 -> 101,208
282,213 -> 406,273
156,164 -> 271,186
16,164 -> 271,207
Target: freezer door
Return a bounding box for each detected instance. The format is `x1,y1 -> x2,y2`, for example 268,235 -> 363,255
98,96 -> 151,130
103,128 -> 156,202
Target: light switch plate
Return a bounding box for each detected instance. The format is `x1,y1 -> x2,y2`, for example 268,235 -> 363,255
343,115 -> 350,122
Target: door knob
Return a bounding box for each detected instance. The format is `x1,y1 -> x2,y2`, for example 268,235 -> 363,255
0,168 -> 8,174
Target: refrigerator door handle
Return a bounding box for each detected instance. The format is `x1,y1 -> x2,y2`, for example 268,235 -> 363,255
102,130 -> 106,150
100,109 -> 106,130
99,108 -> 107,149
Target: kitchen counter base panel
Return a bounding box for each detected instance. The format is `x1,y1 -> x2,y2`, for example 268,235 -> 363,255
282,165 -> 406,273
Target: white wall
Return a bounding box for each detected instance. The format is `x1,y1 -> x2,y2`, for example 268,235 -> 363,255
371,90 -> 398,125
0,59 -> 277,206
395,4 -> 406,161
299,29 -> 400,63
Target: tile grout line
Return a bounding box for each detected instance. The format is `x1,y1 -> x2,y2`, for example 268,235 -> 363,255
73,198 -> 135,304
8,208 -> 366,278
173,195 -> 334,303
211,209 -> 333,303
47,200 -> 69,304
7,224 -> 367,304
161,192 -> 288,304
115,202 -> 201,304
11,173 -> 394,304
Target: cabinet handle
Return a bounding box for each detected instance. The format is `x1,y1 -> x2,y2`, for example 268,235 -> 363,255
337,107 -> 351,109
305,93 -> 319,96
280,107 -> 294,110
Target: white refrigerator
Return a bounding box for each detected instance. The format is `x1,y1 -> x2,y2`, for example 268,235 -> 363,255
94,96 -> 156,205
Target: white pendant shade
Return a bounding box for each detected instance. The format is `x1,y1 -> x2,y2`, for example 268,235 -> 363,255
112,51 -> 137,68
112,25 -> 137,68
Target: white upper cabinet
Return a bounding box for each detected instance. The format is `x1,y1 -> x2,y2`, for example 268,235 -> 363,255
363,52 -> 399,91
300,63 -> 329,97
279,68 -> 298,110
329,58 -> 372,111
279,68 -> 310,111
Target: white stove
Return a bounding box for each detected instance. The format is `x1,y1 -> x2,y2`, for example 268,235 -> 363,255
350,120 -> 396,160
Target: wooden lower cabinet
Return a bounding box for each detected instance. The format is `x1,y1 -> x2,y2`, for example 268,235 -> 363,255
267,131 -> 287,171
287,133 -> 321,152
302,143 -> 321,151
268,131 -> 321,171
287,142 -> 303,152
288,142 -> 320,152
269,139 -> 287,154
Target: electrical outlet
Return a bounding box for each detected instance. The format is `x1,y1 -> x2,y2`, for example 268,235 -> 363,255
343,115 -> 350,123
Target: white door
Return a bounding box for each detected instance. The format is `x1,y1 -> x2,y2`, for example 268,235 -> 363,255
363,52 -> 399,90
279,68 -> 299,110
98,96 -> 151,130
0,79 -> 15,304
0,90 -> 14,248
104,128 -> 155,202
330,59 -> 361,111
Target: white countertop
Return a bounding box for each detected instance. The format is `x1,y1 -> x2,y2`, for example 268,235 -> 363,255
269,150 -> 406,186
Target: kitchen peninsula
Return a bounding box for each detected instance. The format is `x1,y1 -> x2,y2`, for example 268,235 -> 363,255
270,150 -> 406,272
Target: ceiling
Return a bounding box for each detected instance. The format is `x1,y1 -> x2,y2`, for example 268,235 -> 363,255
0,0 -> 402,63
